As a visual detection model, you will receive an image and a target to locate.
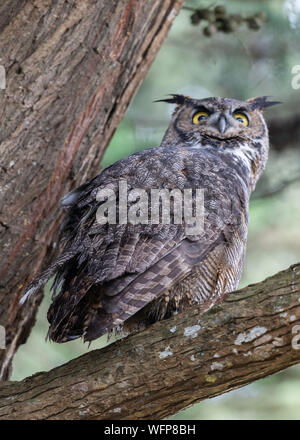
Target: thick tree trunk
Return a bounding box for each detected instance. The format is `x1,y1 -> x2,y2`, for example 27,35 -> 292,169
0,263 -> 299,420
0,0 -> 183,380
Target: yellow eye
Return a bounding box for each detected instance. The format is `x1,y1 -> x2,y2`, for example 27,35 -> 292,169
192,111 -> 209,124
234,112 -> 249,126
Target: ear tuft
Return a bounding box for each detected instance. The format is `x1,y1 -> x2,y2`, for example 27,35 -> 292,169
154,94 -> 191,106
247,96 -> 282,111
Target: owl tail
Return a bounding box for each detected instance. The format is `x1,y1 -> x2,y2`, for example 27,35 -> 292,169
19,248 -> 78,304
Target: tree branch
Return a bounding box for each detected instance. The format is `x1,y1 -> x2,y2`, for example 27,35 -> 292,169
0,262 -> 300,420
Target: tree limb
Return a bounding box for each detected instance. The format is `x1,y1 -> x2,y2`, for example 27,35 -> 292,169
0,262 -> 300,420
0,0 -> 183,380
252,174 -> 300,200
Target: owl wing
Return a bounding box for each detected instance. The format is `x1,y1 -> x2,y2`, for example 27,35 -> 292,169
22,146 -> 239,342
47,235 -> 225,343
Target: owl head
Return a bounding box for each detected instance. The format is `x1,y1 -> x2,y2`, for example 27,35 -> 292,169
158,94 -> 280,189
158,94 -> 279,145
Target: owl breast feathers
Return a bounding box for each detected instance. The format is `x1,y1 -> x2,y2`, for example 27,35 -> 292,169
21,95 -> 279,342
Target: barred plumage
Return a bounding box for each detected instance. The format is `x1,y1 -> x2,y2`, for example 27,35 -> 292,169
21,95 -> 278,342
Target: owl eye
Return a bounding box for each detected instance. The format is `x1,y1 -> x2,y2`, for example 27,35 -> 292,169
192,111 -> 209,124
234,112 -> 249,127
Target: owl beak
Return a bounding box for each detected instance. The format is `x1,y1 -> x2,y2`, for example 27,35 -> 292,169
218,116 -> 227,134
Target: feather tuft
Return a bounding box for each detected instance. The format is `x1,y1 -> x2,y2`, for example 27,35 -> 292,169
247,96 -> 282,111
154,94 -> 191,106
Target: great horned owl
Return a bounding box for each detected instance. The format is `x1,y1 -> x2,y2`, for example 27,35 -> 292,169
21,95 -> 279,342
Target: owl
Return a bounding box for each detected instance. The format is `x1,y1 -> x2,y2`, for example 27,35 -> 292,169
21,95 -> 279,342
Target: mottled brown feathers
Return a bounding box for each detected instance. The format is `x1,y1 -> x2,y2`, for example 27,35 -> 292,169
21,95 -> 272,343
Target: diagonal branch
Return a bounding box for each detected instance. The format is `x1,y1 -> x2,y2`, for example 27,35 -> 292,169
252,174 -> 300,200
0,262 -> 300,420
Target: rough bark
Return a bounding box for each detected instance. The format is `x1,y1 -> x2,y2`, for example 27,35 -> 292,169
0,263 -> 299,420
0,0 -> 183,380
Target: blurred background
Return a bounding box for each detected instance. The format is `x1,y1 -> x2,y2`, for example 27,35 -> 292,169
12,0 -> 300,419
